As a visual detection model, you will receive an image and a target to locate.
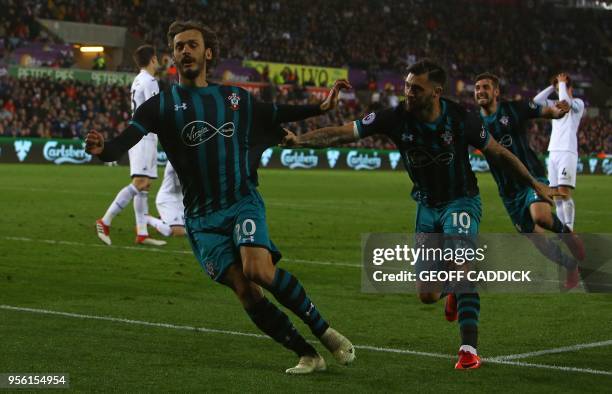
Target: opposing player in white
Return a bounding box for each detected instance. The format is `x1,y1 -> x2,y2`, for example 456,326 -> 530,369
533,73 -> 585,230
96,45 -> 166,246
146,162 -> 186,237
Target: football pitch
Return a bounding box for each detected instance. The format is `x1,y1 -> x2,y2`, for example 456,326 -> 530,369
1,164 -> 611,392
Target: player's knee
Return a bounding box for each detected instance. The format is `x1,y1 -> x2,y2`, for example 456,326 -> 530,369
557,187 -> 572,199
242,261 -> 274,286
418,293 -> 440,304
533,217 -> 549,229
233,281 -> 262,305
132,177 -> 151,191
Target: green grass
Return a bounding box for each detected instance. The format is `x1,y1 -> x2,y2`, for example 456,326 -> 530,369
0,164 -> 611,392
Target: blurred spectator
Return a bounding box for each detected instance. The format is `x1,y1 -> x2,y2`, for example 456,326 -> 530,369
3,0 -> 609,90
92,53 -> 106,70
1,73 -> 609,154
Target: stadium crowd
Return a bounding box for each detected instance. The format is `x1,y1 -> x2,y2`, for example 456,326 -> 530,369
1,0 -> 609,154
3,0 -> 611,87
1,75 -> 610,155
0,76 -> 131,140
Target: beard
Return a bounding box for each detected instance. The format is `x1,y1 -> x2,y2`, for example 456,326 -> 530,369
178,58 -> 204,80
406,94 -> 434,113
476,95 -> 491,106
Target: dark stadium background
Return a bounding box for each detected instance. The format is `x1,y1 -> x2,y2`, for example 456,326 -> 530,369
1,0 -> 610,156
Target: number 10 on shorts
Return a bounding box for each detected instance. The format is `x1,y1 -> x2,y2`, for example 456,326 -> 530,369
235,219 -> 257,243
451,212 -> 471,233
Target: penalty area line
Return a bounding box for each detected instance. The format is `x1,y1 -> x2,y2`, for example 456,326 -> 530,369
1,305 -> 610,376
490,340 -> 612,361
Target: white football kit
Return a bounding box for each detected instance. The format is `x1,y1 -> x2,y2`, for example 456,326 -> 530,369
156,162 -> 185,226
533,82 -> 585,188
128,70 -> 159,178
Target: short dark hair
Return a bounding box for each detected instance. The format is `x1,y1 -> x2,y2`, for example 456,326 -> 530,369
406,59 -> 446,86
167,20 -> 219,66
133,45 -> 156,68
551,74 -> 572,88
475,72 -> 500,88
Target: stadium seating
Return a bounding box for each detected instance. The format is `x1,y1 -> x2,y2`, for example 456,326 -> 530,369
1,0 -> 610,154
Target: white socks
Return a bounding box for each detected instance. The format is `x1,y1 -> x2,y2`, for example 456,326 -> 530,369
555,198 -> 575,230
562,198 -> 575,231
102,183 -> 171,237
134,191 -> 149,236
102,184 -> 139,226
146,216 -> 172,237
555,200 -> 565,224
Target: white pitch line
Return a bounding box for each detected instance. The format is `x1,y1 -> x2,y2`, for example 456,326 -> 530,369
1,305 -> 611,376
0,236 -> 361,268
5,236 -> 612,286
491,340 -> 612,361
484,359 -> 612,376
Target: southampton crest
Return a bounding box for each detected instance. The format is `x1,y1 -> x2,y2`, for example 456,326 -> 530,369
228,93 -> 241,110
441,129 -> 453,145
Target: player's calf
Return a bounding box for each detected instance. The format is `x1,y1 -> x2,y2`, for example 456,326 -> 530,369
223,265 -> 320,370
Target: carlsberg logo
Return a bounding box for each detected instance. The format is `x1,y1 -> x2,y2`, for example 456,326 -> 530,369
347,151 -> 381,170
43,141 -> 92,164
280,149 -> 318,169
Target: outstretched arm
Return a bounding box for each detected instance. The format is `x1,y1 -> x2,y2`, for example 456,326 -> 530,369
283,123 -> 357,148
282,107 -> 398,148
256,79 -> 352,125
482,138 -> 562,204
85,94 -> 159,160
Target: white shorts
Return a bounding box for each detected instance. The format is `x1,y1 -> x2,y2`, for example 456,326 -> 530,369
128,137 -> 158,178
547,151 -> 577,188
156,199 -> 185,226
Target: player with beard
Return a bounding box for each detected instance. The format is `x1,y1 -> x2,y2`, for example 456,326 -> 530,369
283,60 -> 561,369
473,73 -> 585,288
85,20 -> 355,374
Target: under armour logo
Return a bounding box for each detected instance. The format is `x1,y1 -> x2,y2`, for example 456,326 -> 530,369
402,133 -> 414,142
174,103 -> 187,111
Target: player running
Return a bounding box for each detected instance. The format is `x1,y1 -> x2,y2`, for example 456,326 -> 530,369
86,20 -> 355,374
283,60 -> 560,370
533,73 -> 585,231
95,45 -> 166,246
473,73 -> 584,288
